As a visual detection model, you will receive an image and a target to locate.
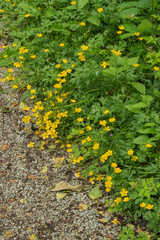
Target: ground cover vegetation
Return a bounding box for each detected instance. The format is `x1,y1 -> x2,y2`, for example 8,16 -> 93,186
0,0 -> 160,238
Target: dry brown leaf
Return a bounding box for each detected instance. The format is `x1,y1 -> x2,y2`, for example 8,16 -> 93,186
12,102 -> 18,108
136,226 -> 143,233
78,203 -> 88,211
51,181 -> 83,192
9,180 -> 15,184
98,218 -> 108,223
17,154 -> 23,158
98,211 -> 103,215
8,199 -> 15,203
126,224 -> 135,229
1,144 -> 9,151
28,174 -> 37,180
53,157 -> 64,168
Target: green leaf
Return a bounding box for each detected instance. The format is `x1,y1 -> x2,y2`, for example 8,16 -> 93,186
119,7 -> 139,18
133,135 -> 149,144
144,123 -> 156,127
46,8 -> 56,17
132,82 -> 146,94
141,95 -> 153,104
120,33 -> 134,39
125,102 -> 147,113
154,90 -> 160,98
138,19 -> 152,32
137,128 -> 156,134
138,0 -> 152,8
123,23 -> 138,33
87,16 -> 100,26
78,0 -> 89,9
89,186 -> 102,200
127,57 -> 139,65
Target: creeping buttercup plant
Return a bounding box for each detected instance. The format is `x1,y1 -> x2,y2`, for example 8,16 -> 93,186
0,0 -> 160,238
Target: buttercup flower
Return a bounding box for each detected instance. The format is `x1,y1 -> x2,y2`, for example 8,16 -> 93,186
153,66 -> 159,71
97,8 -> 103,12
92,143 -> 99,150
134,32 -> 140,36
71,1 -> 76,5
79,22 -> 86,26
119,26 -> 124,30
101,61 -> 110,68
60,43 -> 64,47
128,149 -> 134,155
117,31 -> 123,34
133,64 -> 140,67
28,142 -> 34,147
146,143 -> 152,148
37,33 -> 42,37
140,202 -> 146,208
146,204 -> 154,210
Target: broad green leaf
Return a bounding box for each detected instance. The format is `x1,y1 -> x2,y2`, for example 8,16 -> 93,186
119,7 -> 139,18
133,135 -> 149,144
78,0 -> 89,9
120,33 -> 134,39
154,90 -> 160,98
125,102 -> 147,113
127,57 -> 139,65
123,23 -> 138,33
138,19 -> 152,32
89,186 -> 102,200
137,128 -> 156,134
87,16 -> 100,26
138,0 -> 152,8
141,95 -> 153,104
132,82 -> 146,94
46,8 -> 56,17
144,123 -> 156,127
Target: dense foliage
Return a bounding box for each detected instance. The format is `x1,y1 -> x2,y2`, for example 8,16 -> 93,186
0,0 -> 160,238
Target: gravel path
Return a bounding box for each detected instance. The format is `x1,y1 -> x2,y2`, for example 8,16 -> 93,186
0,45 -> 121,240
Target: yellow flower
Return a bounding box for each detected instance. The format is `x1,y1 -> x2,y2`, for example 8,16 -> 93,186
120,188 -> 128,197
89,171 -> 93,176
63,59 -> 67,63
44,49 -> 49,52
81,45 -> 88,50
79,130 -> 84,134
117,31 -> 123,34
146,204 -> 154,210
13,85 -> 18,89
134,32 -> 140,36
55,64 -> 61,68
140,202 -> 146,208
28,142 -> 34,147
31,89 -> 36,94
128,149 -> 134,155
31,55 -> 36,59
112,218 -> 120,224
54,83 -> 62,89
12,43 -> 17,47
22,115 -> 31,123
107,176 -> 112,181
3,55 -> 8,58
114,167 -> 122,173
75,108 -> 82,113
71,64 -> 75,68
104,126 -> 110,132
81,139 -> 86,144
138,37 -> 144,41
24,14 -> 30,17
71,99 -> 76,103
97,8 -> 103,12
109,118 -> 115,122
111,162 -> 117,168
133,64 -> 140,67
92,143 -> 99,150
86,136 -> 92,142
60,43 -> 64,47
79,22 -> 86,26
99,120 -> 107,126
71,1 -> 76,5
8,68 -> 13,73
77,117 -> 83,123
67,148 -> 72,153
0,9 -> 4,13
114,197 -> 121,204
27,85 -> 31,90
131,156 -> 138,161
101,61 -> 110,68
104,110 -> 109,114
123,197 -> 130,202
37,33 -> 42,37
2,45 -> 7,48
153,66 -> 159,71
146,143 -> 152,148
119,26 -> 124,30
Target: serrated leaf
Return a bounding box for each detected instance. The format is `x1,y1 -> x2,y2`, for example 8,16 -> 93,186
141,95 -> 153,104
78,0 -> 89,9
154,90 -> 160,98
89,186 -> 102,200
132,82 -> 146,94
56,193 -> 67,199
87,16 -> 100,26
138,19 -> 152,32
